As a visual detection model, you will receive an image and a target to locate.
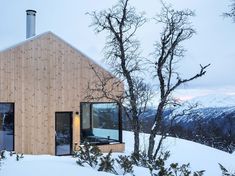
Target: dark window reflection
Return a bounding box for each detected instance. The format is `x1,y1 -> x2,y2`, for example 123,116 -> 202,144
92,103 -> 119,140
0,103 -> 14,151
81,102 -> 121,145
55,112 -> 72,155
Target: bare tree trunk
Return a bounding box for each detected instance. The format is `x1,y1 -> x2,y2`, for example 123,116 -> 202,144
148,132 -> 156,159
153,134 -> 165,159
147,2 -> 210,160
134,128 -> 140,155
88,0 -> 148,157
148,100 -> 165,159
148,120 -> 163,159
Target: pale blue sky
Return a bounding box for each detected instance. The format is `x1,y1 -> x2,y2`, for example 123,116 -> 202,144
0,0 -> 235,99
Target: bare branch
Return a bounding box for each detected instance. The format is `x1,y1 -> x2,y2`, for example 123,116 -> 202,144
88,0 -> 150,155
167,63 -> 210,94
84,64 -> 124,103
223,0 -> 235,22
148,1 -> 210,159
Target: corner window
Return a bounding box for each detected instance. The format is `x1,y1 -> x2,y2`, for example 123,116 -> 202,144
80,102 -> 122,145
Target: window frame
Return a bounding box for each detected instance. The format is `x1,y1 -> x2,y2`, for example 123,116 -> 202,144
80,102 -> 122,144
55,111 -> 73,156
0,102 -> 15,151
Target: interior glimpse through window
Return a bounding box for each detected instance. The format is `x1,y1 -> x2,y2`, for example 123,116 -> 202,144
92,103 -> 119,141
80,102 -> 121,145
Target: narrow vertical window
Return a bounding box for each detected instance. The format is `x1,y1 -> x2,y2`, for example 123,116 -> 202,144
0,103 -> 14,151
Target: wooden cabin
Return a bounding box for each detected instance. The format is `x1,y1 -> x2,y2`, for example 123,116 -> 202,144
0,31 -> 124,155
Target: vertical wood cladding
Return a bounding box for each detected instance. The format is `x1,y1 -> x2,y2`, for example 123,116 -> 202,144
0,32 -> 123,155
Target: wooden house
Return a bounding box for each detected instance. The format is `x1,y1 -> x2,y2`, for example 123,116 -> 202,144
0,10 -> 124,155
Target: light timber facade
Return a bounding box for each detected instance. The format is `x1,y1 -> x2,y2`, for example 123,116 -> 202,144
0,32 -> 124,155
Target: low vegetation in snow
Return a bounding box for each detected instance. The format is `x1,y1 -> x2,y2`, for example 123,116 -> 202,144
0,131 -> 235,176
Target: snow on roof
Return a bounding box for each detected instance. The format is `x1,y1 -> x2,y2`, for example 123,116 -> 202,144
0,31 -> 50,53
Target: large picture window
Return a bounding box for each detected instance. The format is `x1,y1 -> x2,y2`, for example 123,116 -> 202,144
0,103 -> 14,151
80,102 -> 122,145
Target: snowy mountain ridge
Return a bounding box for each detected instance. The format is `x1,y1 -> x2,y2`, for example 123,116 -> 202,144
185,94 -> 235,108
170,94 -> 235,123
134,94 -> 235,153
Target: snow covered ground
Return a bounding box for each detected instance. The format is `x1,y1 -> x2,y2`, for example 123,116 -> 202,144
124,132 -> 235,176
1,131 -> 235,176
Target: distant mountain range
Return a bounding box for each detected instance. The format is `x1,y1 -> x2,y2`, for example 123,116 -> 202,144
166,94 -> 235,123
140,94 -> 235,122
123,94 -> 235,153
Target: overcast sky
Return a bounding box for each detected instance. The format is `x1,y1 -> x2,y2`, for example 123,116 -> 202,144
0,0 -> 235,99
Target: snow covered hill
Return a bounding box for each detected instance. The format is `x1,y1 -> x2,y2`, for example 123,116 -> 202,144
1,131 -> 234,176
167,95 -> 235,141
124,131 -> 235,176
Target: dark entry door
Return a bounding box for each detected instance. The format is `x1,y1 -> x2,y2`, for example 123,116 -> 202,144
55,112 -> 72,155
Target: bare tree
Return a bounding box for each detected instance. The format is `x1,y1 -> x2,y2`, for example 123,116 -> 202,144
148,2 -> 210,159
224,0 -> 235,22
151,100 -> 199,159
88,0 -> 152,155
